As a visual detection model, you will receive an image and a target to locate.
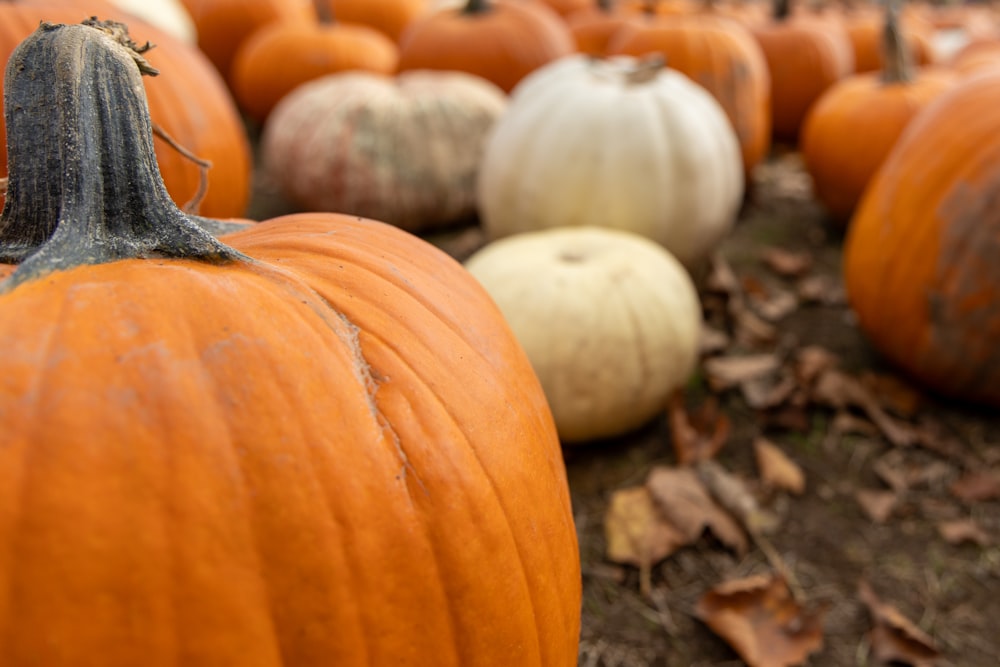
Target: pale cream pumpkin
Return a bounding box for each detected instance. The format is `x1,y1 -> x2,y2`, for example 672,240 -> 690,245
110,0 -> 197,43
464,226 -> 702,443
260,69 -> 507,232
476,54 -> 744,268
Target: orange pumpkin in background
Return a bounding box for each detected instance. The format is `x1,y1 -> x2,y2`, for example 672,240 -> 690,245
397,0 -> 575,93
0,0 -> 252,218
842,4 -> 936,72
0,20 -> 582,666
316,0 -> 427,41
843,68 -> 1000,406
565,0 -> 641,55
751,0 -> 854,142
801,1 -> 956,223
230,4 -> 398,124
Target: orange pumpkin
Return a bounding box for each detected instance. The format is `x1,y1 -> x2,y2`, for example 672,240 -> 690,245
751,0 -> 854,142
801,2 -> 956,223
607,11 -> 772,177
565,0 -> 642,55
397,0 -> 575,93
842,5 -> 936,73
316,0 -> 427,41
230,6 -> 399,124
0,1 -> 252,218
182,0 -> 315,82
0,20 -> 582,666
843,67 -> 1000,405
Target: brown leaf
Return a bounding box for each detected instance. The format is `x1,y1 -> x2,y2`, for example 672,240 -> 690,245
856,489 -> 898,524
646,466 -> 748,555
699,324 -> 731,356
741,371 -> 799,411
937,518 -> 992,546
858,580 -> 941,667
754,438 -> 806,495
859,372 -> 924,418
761,247 -> 813,278
810,369 -> 915,447
705,253 -> 741,296
796,273 -> 846,305
734,307 -> 779,346
949,470 -> 1000,504
793,346 -> 839,386
704,354 -> 782,392
830,410 -> 880,437
752,288 -> 800,322
667,393 -> 730,465
604,486 -> 685,595
696,572 -> 826,667
697,459 -> 781,536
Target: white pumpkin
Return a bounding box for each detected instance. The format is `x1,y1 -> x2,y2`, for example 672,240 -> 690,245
464,226 -> 702,443
261,70 -> 508,233
477,54 -> 744,268
110,0 -> 197,44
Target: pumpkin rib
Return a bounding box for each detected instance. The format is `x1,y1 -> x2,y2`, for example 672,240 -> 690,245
225,221 -> 574,663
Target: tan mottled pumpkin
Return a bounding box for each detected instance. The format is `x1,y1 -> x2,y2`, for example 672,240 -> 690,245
261,69 -> 507,232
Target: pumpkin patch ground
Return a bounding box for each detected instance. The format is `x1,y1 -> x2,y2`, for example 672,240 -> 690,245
251,148 -> 1000,666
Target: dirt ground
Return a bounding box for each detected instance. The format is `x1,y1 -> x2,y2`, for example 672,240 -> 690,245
250,151 -> 1000,667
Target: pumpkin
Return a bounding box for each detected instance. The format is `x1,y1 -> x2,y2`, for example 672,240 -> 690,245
565,0 -> 641,56
606,10 -> 772,177
477,54 -> 744,268
0,0 -> 252,218
841,5 -> 936,73
843,67 -> 1000,406
750,0 -> 854,142
800,1 -> 957,223
109,0 -> 198,43
465,226 -> 702,442
181,0 -> 315,82
396,0 -> 575,93
315,0 -> 427,41
230,5 -> 399,124
538,0 -> 592,16
0,20 -> 582,665
260,69 -> 507,232
948,37 -> 1000,75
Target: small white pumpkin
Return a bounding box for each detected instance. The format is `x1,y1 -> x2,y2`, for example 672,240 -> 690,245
261,70 -> 508,233
464,226 -> 702,443
477,54 -> 744,268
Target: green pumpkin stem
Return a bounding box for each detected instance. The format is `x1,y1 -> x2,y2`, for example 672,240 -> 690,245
881,0 -> 912,85
0,19 -> 243,292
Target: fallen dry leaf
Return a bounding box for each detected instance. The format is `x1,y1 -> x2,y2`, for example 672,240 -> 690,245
810,368 -> 915,447
858,580 -> 941,667
830,410 -> 880,437
754,438 -> 806,495
733,306 -> 779,346
695,572 -> 826,667
949,470 -> 1000,504
604,486 -> 685,596
860,371 -> 923,419
796,273 -> 846,305
856,489 -> 898,524
704,354 -> 782,392
699,324 -> 731,356
646,465 -> 748,555
937,518 -> 992,546
793,346 -> 839,386
761,247 -> 813,278
667,393 -> 730,464
751,288 -> 800,322
740,371 -> 800,411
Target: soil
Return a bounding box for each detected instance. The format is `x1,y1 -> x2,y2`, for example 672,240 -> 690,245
249,150 -> 1000,667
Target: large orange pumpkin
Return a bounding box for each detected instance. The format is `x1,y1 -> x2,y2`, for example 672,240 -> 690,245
800,2 -> 956,223
397,0 -> 575,93
0,0 -> 252,218
0,20 -> 582,665
843,67 -> 1000,405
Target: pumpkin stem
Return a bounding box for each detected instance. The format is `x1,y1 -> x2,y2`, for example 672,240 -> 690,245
463,0 -> 493,14
773,0 -> 790,21
315,0 -> 335,24
596,0 -> 614,12
881,0 -> 912,84
0,19 -> 241,292
624,53 -> 666,84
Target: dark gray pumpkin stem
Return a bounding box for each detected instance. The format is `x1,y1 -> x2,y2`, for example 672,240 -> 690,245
0,19 -> 242,292
463,0 -> 492,14
881,0 -> 912,85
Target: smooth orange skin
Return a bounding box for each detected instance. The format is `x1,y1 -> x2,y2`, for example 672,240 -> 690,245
230,21 -> 399,124
319,0 -> 428,42
0,2 -> 253,218
182,0 -> 315,82
843,71 -> 1000,405
397,0 -> 575,93
565,5 -> 641,56
801,67 -> 957,223
752,15 -> 855,143
607,13 -> 772,177
0,213 -> 582,666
